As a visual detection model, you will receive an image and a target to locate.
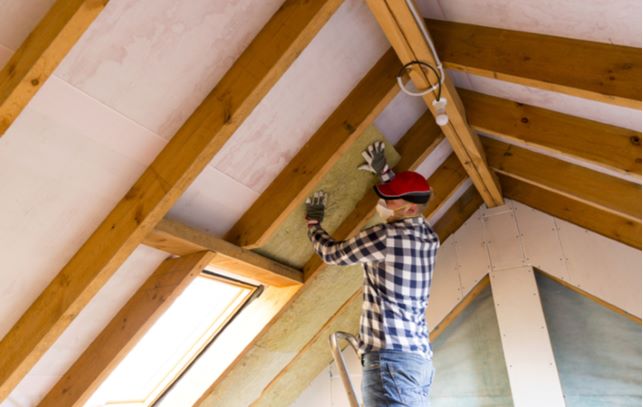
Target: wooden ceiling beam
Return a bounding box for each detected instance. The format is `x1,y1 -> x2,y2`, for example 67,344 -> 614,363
0,0 -> 108,136
0,0 -> 343,398
38,251 -> 215,407
427,19 -> 642,109
143,219 -> 303,287
433,184 -> 483,243
500,174 -> 641,249
483,137 -> 642,223
422,153 -> 468,218
366,0 -> 503,208
461,89 -> 642,179
225,48 -> 401,249
199,106 -> 445,406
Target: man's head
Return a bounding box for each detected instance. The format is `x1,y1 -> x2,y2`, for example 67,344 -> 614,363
373,171 -> 431,222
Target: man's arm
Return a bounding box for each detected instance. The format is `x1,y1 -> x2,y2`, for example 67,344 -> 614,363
307,223 -> 387,266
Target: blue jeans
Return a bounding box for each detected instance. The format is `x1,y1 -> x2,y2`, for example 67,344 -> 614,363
361,350 -> 435,407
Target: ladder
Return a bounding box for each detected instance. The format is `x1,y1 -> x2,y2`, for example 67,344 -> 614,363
329,331 -> 361,407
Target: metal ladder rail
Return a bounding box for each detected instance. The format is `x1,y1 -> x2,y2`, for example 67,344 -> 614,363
329,331 -> 361,407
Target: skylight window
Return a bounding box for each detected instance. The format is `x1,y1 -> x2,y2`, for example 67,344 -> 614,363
86,272 -> 256,406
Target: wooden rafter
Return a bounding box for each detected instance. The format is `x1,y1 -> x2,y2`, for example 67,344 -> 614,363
483,137 -> 642,222
461,89 -> 642,179
252,176 -> 484,406
500,174 -> 641,249
366,0 -> 503,208
428,19 -> 642,109
225,49 -> 401,249
199,106 -> 445,406
0,0 -> 343,398
433,184 -> 483,242
422,153 -> 468,217
143,219 -> 303,287
38,251 -> 215,407
0,0 -> 108,136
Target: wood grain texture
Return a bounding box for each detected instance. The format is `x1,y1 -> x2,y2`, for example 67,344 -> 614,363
0,0 -> 108,136
143,219 -> 303,287
37,251 -> 215,407
483,137 -> 641,222
428,19 -> 642,109
423,153 -> 468,217
500,174 -> 641,249
0,0 -> 342,398
366,0 -> 503,207
461,89 -> 642,178
225,49 -> 401,249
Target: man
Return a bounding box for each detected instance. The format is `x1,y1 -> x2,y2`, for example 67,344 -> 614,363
305,141 -> 440,407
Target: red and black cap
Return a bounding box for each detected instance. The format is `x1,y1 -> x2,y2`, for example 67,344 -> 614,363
373,171 -> 431,204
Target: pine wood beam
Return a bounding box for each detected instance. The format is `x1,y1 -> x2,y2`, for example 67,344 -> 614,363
225,49 -> 401,249
422,153 -> 468,217
483,137 -> 642,223
199,109 -> 444,406
366,0 -> 503,208
428,19 -> 642,109
461,89 -> 642,179
143,219 -> 303,287
0,0 -> 108,136
0,0 -> 342,398
500,174 -> 641,249
38,251 -> 215,407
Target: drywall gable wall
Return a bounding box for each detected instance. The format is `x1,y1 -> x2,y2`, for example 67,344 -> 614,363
289,199 -> 641,406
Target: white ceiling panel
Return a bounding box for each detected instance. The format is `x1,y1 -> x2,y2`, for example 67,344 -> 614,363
0,0 -> 55,50
374,90 -> 428,145
168,166 -> 259,236
56,0 -> 284,139
210,0 -> 389,193
0,43 -> 11,66
419,0 -> 641,47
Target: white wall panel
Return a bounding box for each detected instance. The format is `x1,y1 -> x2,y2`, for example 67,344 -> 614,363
490,266 -> 565,407
512,202 -> 568,279
374,90 -> 427,146
556,219 -> 642,318
415,138 -> 453,179
482,205 -> 527,271
453,207 -> 490,292
0,43 -> 11,66
428,239 -> 463,330
0,0 -> 55,50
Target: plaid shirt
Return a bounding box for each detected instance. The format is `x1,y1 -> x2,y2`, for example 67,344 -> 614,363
308,216 -> 439,358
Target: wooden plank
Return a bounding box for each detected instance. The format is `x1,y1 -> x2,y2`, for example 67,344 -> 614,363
303,110 -> 445,281
482,137 -> 642,222
461,89 -> 642,179
433,184 -> 484,243
225,49 -> 401,249
428,19 -> 642,109
38,251 -> 215,407
0,0 -> 342,398
535,269 -> 641,325
366,0 -> 503,207
500,174 -> 641,249
0,0 -> 108,136
143,219 -> 303,287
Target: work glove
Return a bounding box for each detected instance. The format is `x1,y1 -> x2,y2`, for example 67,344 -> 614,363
305,191 -> 327,226
358,141 -> 390,176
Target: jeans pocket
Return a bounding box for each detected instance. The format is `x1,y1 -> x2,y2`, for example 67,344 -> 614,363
384,359 -> 432,404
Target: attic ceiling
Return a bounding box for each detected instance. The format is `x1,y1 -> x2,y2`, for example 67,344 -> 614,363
0,0 -> 640,406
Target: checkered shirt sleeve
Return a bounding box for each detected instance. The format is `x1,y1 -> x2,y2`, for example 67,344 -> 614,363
307,217 -> 440,358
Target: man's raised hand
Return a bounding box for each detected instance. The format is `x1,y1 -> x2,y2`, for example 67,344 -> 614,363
305,191 -> 327,227
358,141 -> 390,176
